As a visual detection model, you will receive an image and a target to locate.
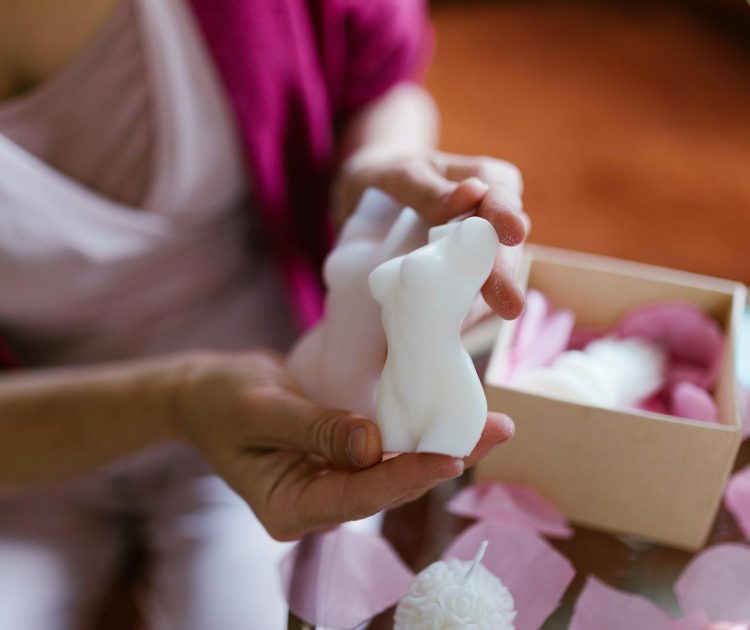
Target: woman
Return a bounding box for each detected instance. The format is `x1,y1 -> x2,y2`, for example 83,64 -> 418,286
0,0 -> 526,628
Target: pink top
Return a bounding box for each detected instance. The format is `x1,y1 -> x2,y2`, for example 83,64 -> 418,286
0,0 -> 432,368
186,0 -> 432,327
0,0 -> 296,366
0,0 -> 153,208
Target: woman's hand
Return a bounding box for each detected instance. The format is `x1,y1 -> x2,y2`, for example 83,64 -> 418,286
335,149 -> 528,320
172,350 -> 514,541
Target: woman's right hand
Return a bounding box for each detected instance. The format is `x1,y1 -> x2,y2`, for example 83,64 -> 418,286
170,350 -> 514,541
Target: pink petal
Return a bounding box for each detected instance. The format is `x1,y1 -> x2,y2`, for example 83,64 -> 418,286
569,576 -> 673,630
280,529 -> 414,629
446,482 -> 572,538
725,465 -> 750,540
444,521 -> 575,630
509,291 -> 575,377
668,361 -> 716,391
671,381 -> 719,423
675,544 -> 750,621
512,290 -> 550,360
523,309 -> 576,369
617,302 -> 724,377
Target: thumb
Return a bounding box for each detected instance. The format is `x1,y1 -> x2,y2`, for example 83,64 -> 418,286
252,392 -> 383,469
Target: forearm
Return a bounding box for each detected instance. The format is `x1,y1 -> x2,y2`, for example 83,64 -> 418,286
0,357 -> 183,488
340,82 -> 439,161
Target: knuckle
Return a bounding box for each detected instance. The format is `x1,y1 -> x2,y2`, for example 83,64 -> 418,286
266,522 -> 300,542
475,158 -> 523,192
260,510 -> 305,542
306,411 -> 342,459
496,161 -> 524,192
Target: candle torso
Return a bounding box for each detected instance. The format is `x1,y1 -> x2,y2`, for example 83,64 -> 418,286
370,217 -> 499,456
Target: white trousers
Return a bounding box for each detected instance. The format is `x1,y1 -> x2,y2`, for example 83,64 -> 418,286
0,444 -> 292,630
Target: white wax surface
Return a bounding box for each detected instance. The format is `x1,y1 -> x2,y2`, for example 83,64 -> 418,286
513,336 -> 666,408
287,189 -> 428,418
394,555 -> 516,630
369,217 -> 500,457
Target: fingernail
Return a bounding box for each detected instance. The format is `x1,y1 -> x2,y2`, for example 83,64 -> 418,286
464,177 -> 490,194
346,427 -> 368,467
499,416 -> 515,440
446,458 -> 465,478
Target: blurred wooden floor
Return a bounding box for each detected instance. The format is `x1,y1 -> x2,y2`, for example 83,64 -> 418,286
426,0 -> 750,285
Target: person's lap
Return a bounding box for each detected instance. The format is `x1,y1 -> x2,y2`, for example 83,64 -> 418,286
0,445 -> 291,630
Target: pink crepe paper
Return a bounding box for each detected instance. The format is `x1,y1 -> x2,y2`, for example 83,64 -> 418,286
671,381 -> 719,424
569,576 -> 707,630
280,528 -> 414,629
444,520 -> 575,630
669,361 -> 719,391
675,544 -> 750,622
446,482 -> 573,539
571,544 -> 750,627
726,464 -> 750,540
512,290 -> 549,360
282,512 -> 576,629
617,301 -> 724,389
509,290 -> 575,377
512,294 -> 727,424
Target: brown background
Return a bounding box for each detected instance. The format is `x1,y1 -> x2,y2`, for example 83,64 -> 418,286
426,0 -> 750,285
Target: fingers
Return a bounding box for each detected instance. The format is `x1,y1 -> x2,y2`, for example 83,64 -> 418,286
464,412 -> 514,469
373,158 -> 461,223
476,187 -> 526,247
248,415 -> 515,540
434,153 -> 527,245
481,248 -> 526,320
250,389 -> 382,469
340,152 -> 527,251
295,415 -> 513,533
300,452 -> 466,531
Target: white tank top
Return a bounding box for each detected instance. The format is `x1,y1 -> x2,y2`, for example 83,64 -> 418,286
0,0 -> 297,367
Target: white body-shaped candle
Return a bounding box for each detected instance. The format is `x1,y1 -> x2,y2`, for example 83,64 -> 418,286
513,336 -> 666,408
287,189 -> 428,416
394,541 -> 516,630
369,217 -> 500,456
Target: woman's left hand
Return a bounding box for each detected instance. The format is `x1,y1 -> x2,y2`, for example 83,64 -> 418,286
335,149 -> 529,320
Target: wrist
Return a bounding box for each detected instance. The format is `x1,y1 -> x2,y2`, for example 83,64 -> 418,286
129,352 -> 203,444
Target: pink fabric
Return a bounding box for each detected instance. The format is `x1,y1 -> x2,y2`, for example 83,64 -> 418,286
0,0 -> 152,208
187,0 -> 432,329
0,0 -> 432,367
0,0 -> 296,365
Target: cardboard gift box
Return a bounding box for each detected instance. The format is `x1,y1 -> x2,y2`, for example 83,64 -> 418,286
477,245 -> 747,550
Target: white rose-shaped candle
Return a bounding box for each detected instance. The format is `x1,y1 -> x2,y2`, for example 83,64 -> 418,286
394,541 -> 516,630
